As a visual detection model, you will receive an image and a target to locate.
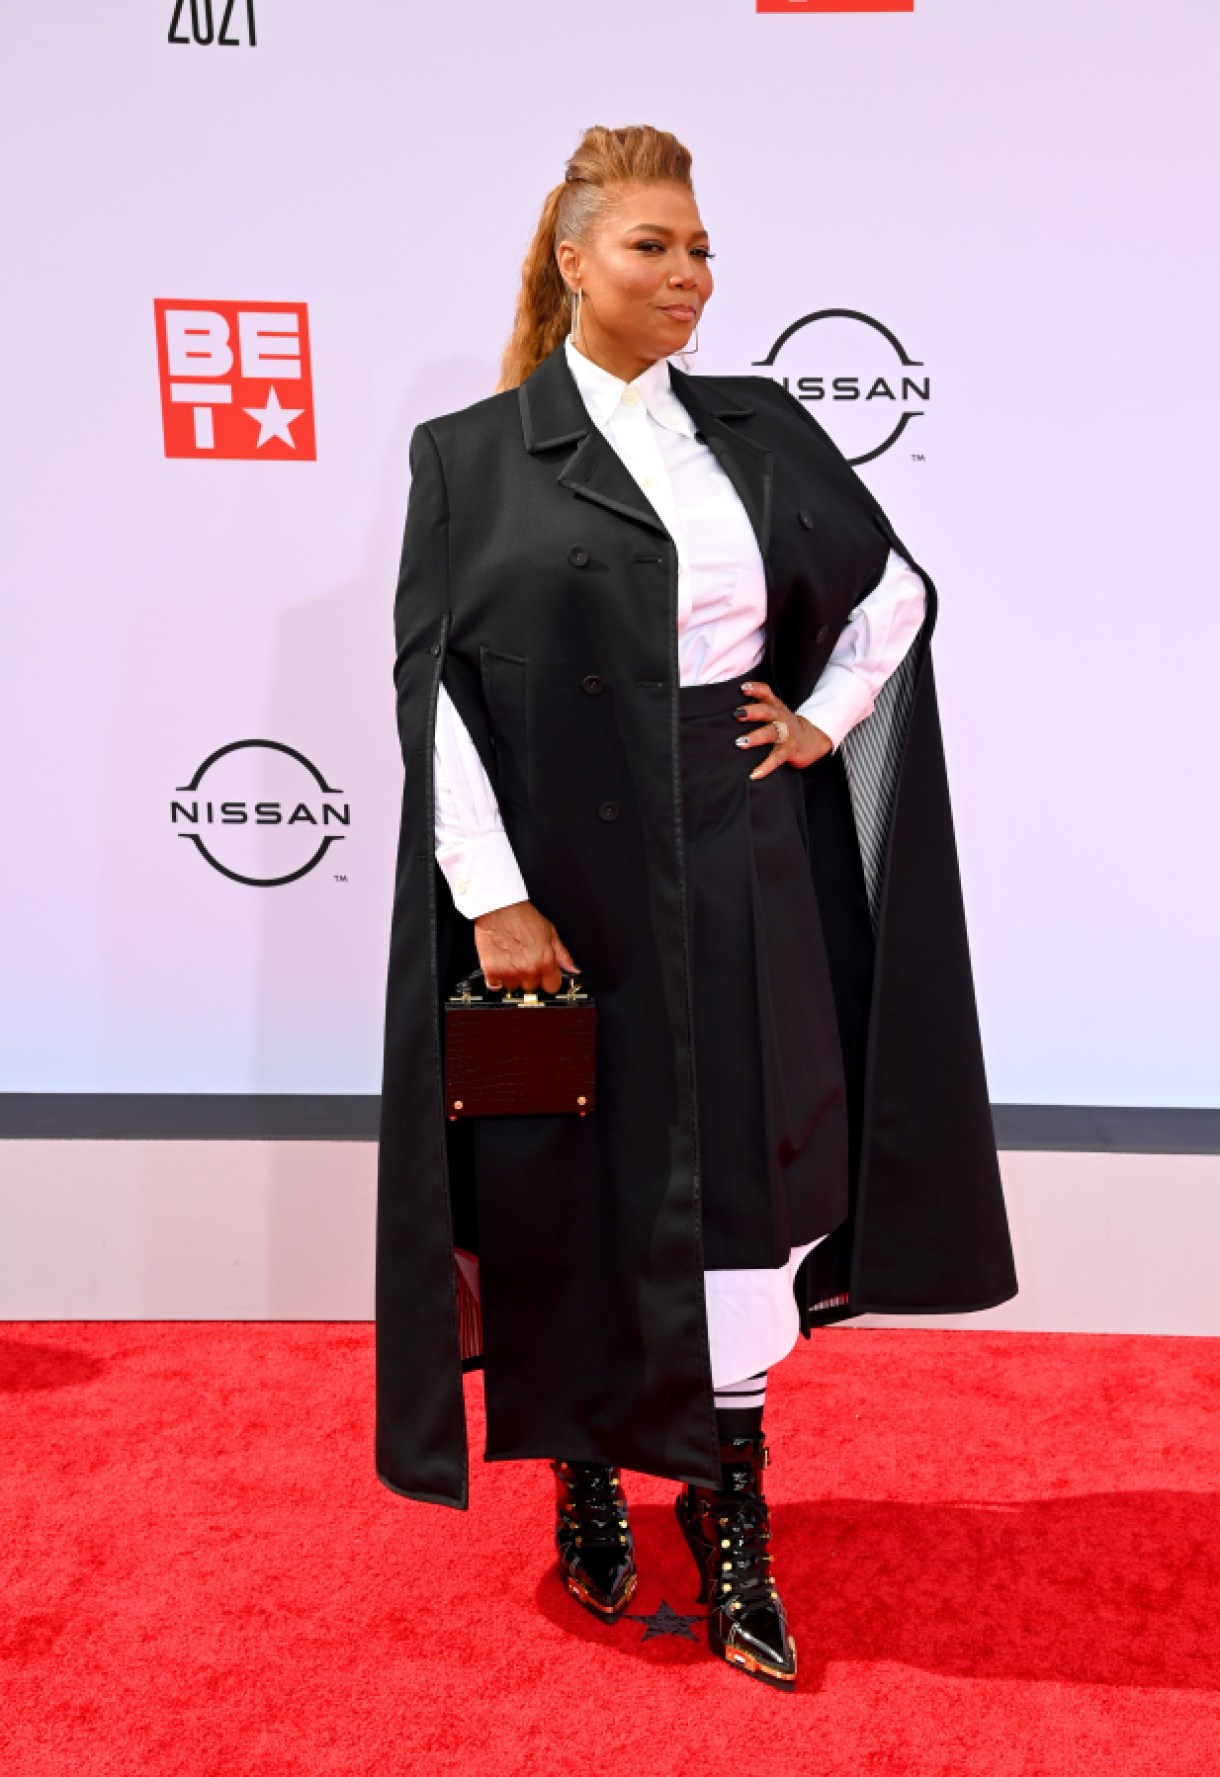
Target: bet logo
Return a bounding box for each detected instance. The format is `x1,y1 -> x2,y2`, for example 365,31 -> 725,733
154,299 -> 316,459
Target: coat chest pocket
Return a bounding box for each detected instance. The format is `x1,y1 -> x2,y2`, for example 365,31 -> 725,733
479,646 -> 531,810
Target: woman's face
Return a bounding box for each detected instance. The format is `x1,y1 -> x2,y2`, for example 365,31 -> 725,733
556,180 -> 714,380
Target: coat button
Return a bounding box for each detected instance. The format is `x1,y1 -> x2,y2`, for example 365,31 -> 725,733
598,801 -> 620,821
581,674 -> 604,695
816,625 -> 830,643
798,510 -> 814,530
568,545 -> 589,567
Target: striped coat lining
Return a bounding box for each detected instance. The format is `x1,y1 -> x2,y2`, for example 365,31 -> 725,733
839,628 -> 923,931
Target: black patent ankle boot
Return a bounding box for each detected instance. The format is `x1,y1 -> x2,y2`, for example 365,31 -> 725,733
552,1459 -> 638,1620
675,1434 -> 797,1689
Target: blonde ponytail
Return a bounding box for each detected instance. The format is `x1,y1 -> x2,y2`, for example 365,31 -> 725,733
496,125 -> 695,392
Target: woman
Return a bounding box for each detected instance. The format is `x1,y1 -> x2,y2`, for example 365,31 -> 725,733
376,125 -> 1016,1690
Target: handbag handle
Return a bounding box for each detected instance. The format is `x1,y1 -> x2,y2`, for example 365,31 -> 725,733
449,965 -> 589,1005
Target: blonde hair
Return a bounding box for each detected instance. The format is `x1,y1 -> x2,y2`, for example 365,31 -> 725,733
496,125 -> 695,392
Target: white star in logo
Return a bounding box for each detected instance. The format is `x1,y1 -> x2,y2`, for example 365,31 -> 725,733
243,385 -> 305,448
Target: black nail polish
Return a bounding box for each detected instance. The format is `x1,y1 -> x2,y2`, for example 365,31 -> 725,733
734,705 -> 748,717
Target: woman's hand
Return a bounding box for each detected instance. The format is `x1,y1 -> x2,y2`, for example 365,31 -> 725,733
473,900 -> 581,995
734,680 -> 833,780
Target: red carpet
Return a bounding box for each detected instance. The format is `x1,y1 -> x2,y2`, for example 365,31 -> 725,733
3,1324 -> 1218,1776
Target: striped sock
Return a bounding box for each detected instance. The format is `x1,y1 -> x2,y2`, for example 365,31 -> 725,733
713,1368 -> 768,1412
713,1369 -> 767,1440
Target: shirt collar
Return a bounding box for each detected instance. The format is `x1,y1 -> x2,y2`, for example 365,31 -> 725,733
564,336 -> 696,438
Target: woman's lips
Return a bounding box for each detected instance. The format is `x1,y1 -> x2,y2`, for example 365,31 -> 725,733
659,304 -> 697,322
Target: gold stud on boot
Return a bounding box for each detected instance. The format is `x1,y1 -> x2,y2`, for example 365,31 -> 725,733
675,1435 -> 797,1690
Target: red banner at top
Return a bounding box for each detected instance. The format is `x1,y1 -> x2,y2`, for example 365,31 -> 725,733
757,1 -> 913,11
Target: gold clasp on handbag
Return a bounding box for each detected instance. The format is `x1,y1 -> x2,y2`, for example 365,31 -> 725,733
519,981 -> 586,1006
479,974 -> 586,1006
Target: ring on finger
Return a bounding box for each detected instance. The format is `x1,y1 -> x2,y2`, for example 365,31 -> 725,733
772,718 -> 789,745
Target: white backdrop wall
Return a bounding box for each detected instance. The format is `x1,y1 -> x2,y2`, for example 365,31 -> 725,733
3,0 -> 1218,1109
5,1144 -> 1220,1334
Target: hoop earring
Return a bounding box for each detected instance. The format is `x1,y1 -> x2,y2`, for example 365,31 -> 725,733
569,287 -> 583,347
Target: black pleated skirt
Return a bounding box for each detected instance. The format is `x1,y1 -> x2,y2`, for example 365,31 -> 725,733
679,674 -> 849,1271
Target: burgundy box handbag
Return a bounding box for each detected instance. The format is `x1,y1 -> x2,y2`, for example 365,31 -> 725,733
443,967 -> 597,1119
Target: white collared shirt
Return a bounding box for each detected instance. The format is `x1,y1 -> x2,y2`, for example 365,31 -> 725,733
433,336 -> 926,919
560,338 -> 772,687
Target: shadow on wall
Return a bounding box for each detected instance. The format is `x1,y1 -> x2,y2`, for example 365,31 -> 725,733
256,358 -> 499,1289
81,355 -> 493,1318
93,318 -> 501,1108
251,355 -> 500,1088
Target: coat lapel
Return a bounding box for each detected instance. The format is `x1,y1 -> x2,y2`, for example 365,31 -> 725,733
517,342 -> 774,566
518,343 -> 668,537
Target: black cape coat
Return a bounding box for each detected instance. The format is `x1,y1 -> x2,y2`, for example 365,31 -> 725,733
376,340 -> 1016,1509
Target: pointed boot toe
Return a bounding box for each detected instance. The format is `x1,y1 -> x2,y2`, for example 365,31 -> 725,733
553,1459 -> 638,1620
677,1434 -> 798,1691
712,1595 -> 798,1689
564,1543 -> 638,1618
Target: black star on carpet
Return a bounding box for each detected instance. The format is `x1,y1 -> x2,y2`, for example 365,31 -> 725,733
624,1599 -> 704,1642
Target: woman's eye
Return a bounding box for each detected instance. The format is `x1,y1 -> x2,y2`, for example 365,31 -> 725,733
634,242 -> 715,260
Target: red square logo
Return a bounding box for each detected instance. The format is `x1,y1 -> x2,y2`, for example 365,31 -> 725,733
154,299 -> 316,460
757,2 -> 912,11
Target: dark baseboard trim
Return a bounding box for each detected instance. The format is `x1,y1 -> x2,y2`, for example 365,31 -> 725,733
0,1095 -> 1217,1152
0,1094 -> 382,1141
990,1104 -> 1220,1155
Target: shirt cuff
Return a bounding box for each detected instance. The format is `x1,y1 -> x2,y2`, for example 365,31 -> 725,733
795,664 -> 877,751
436,828 -> 529,920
